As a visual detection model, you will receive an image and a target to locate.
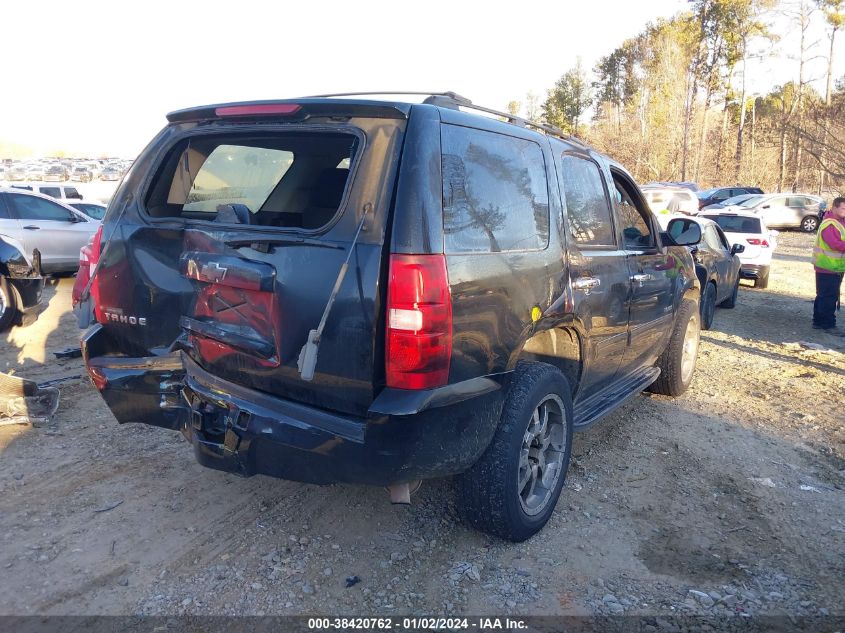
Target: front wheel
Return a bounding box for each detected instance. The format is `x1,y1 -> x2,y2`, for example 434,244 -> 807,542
456,362 -> 573,542
648,299 -> 700,397
801,215 -> 819,232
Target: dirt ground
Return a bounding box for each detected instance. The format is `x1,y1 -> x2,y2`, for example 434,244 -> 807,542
1,231 -> 843,621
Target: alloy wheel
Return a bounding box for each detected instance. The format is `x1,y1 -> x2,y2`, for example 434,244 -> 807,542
517,394 -> 567,516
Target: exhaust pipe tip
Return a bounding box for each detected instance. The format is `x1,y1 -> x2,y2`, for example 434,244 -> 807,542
386,480 -> 421,505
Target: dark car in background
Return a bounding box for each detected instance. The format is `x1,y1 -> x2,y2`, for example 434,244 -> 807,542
43,165 -> 69,182
697,186 -> 764,210
700,192 -> 760,212
0,235 -> 43,331
661,215 -> 743,329
80,93 -> 705,542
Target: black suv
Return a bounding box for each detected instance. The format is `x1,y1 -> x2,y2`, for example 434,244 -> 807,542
697,186 -> 763,210
80,93 -> 703,541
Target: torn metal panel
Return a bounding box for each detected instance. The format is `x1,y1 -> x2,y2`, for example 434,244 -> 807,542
0,372 -> 59,426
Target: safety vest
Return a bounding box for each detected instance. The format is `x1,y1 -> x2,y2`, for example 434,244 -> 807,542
813,218 -> 845,273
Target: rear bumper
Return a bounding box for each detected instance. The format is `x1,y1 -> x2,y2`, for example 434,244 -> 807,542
9,277 -> 44,325
82,325 -> 505,486
740,264 -> 769,279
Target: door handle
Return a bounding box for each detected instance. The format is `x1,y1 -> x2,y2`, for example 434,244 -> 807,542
23,225 -> 40,230
632,273 -> 653,286
572,277 -> 601,292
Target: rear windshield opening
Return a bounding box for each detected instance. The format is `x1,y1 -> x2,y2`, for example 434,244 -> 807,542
145,132 -> 358,230
706,215 -> 761,234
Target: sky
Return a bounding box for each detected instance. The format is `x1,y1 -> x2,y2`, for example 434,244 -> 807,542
1,0 -> 841,158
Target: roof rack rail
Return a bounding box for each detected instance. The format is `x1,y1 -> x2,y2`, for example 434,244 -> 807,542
299,91 -> 586,146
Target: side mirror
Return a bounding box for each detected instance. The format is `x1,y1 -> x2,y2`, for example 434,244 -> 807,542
664,218 -> 702,246
731,243 -> 745,255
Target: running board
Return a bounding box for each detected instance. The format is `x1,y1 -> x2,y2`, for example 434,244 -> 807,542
573,367 -> 660,431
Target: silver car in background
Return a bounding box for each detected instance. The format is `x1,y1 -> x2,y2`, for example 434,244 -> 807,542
737,193 -> 824,232
0,188 -> 100,273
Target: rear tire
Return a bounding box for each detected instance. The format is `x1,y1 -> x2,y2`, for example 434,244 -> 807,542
700,282 -> 717,330
754,267 -> 770,289
801,215 -> 819,232
720,277 -> 739,308
456,362 -> 573,542
0,278 -> 19,332
648,299 -> 700,397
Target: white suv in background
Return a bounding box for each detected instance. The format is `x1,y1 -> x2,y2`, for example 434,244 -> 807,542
700,209 -> 776,289
9,182 -> 83,204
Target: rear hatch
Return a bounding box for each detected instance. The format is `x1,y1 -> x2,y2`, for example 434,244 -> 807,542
702,214 -> 766,260
92,101 -> 408,418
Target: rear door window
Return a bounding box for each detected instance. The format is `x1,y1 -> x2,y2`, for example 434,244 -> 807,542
558,154 -> 615,246
8,194 -> 76,221
38,187 -> 61,198
145,132 -> 358,230
441,125 -> 549,253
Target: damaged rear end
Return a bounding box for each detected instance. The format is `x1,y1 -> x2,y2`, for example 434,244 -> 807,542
82,99 -> 429,482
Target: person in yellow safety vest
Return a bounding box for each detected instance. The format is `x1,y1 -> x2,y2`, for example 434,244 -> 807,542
812,196 -> 845,334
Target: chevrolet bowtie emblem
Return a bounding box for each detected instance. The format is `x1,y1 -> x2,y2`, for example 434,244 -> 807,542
200,261 -> 228,282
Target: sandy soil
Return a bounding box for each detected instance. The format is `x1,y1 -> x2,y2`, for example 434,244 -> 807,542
1,231 -> 843,620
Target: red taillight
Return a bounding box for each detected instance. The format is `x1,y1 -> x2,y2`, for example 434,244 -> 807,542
215,104 -> 301,117
746,238 -> 770,247
385,254 -> 452,390
89,226 -> 106,324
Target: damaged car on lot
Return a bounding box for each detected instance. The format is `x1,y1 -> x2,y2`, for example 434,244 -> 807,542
79,93 -> 704,541
0,234 -> 43,331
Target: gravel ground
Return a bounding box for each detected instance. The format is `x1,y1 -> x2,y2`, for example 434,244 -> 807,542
0,230 -> 843,622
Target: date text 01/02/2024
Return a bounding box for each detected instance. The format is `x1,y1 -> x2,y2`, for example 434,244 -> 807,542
306,617 -> 528,630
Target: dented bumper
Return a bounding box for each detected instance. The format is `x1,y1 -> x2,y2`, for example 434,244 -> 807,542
82,324 -> 506,486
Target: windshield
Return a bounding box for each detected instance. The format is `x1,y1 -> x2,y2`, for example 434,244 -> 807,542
720,194 -> 754,206
697,188 -> 717,198
741,196 -> 765,207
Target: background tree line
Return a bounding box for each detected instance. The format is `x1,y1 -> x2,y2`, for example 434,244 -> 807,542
509,0 -> 844,196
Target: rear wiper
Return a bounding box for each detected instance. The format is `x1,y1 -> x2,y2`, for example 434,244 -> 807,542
297,204 -> 372,381
225,236 -> 344,252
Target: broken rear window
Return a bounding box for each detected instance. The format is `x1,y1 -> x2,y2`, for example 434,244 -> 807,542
145,132 -> 358,230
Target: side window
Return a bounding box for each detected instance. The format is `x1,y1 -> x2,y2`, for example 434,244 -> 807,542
714,225 -> 731,250
39,187 -> 61,198
65,187 -> 81,199
441,125 -> 550,253
8,194 -> 75,222
612,175 -> 654,249
704,225 -> 726,252
558,154 -> 615,246
0,196 -> 10,220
